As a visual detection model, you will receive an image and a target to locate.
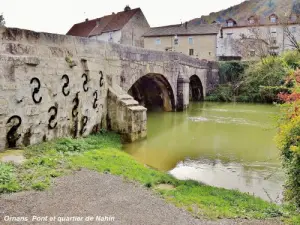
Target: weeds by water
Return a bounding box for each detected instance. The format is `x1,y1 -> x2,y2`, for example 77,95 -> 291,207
0,132 -> 296,221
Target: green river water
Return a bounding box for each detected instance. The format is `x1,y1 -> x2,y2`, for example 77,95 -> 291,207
124,102 -> 285,202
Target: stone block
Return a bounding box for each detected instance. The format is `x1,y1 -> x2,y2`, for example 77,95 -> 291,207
25,107 -> 40,116
0,83 -> 18,90
0,99 -> 8,115
24,57 -> 40,66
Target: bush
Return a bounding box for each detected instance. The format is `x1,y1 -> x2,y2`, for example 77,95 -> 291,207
218,61 -> 249,84
209,52 -> 300,103
0,163 -> 19,193
54,138 -> 92,153
205,84 -> 234,102
282,51 -> 300,70
238,56 -> 290,102
276,69 -> 300,208
0,163 -> 14,185
259,86 -> 291,103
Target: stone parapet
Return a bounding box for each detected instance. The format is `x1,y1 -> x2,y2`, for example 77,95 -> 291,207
107,87 -> 147,143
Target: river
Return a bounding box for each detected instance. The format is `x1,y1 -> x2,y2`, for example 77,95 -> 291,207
123,102 -> 285,202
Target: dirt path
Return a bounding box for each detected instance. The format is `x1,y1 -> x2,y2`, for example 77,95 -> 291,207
0,169 -> 282,225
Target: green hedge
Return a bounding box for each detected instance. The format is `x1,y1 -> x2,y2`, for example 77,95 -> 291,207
218,61 -> 249,84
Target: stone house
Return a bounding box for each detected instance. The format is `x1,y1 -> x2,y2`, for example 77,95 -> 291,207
143,23 -> 221,60
217,13 -> 300,60
67,6 -> 150,48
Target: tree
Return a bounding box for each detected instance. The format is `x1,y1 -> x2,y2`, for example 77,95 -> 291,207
281,15 -> 300,53
0,13 -> 5,27
231,26 -> 279,62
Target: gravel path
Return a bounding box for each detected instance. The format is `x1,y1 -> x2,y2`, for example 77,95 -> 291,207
0,169 -> 282,225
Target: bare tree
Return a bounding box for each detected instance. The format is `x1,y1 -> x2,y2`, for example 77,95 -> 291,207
0,13 -> 5,27
231,26 -> 279,62
282,16 -> 300,53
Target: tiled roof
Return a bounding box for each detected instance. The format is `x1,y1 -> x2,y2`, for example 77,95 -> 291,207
143,23 -> 221,37
220,13 -> 300,28
101,8 -> 140,33
89,15 -> 115,37
67,8 -> 141,37
67,19 -> 98,37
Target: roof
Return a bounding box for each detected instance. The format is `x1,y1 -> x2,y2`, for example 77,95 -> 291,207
67,8 -> 141,37
143,23 -> 221,37
210,13 -> 300,28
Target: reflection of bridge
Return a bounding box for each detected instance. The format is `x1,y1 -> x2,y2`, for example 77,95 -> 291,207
0,27 -> 219,150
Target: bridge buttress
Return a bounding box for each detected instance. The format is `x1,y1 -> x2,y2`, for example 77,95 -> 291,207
176,73 -> 190,111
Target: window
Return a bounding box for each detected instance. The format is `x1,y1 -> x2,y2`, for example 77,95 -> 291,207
227,21 -> 234,27
250,50 -> 255,57
271,38 -> 277,45
155,38 -> 161,45
174,35 -> 179,45
188,37 -> 193,44
108,32 -> 113,42
270,28 -> 277,38
270,16 -> 277,23
227,33 -> 233,39
189,49 -> 194,56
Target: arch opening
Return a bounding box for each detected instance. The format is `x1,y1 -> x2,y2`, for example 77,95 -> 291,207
189,75 -> 204,101
128,74 -> 175,112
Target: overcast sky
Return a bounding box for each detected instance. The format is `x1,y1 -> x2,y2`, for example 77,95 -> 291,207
2,0 -> 244,34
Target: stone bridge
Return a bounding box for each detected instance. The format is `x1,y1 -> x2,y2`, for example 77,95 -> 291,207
0,27 -> 219,151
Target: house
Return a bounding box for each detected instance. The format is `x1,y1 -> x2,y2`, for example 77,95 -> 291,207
217,13 -> 300,61
143,22 -> 221,60
67,6 -> 150,47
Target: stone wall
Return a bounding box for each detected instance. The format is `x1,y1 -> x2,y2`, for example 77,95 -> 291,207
107,86 -> 147,142
0,28 -> 111,151
0,27 -> 218,151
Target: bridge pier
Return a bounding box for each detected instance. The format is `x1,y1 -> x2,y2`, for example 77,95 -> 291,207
176,73 -> 190,111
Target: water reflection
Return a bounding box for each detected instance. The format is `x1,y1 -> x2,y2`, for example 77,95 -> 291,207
124,102 -> 285,202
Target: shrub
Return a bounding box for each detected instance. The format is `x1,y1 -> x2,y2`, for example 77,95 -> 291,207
282,51 -> 300,70
0,163 -> 14,185
276,69 -> 300,208
218,61 -> 249,84
206,84 -> 234,102
238,56 -> 290,102
259,86 -> 291,103
54,138 -> 91,153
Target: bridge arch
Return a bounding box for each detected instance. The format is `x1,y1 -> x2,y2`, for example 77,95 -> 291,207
128,73 -> 175,112
189,75 -> 204,101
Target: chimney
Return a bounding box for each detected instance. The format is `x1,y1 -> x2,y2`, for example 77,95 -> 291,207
185,22 -> 188,29
85,18 -> 89,22
124,5 -> 131,11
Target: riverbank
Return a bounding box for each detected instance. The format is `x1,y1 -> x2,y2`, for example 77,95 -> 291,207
0,132 -> 297,223
0,169 -> 282,225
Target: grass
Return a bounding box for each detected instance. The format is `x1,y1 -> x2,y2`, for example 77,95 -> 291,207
0,131 -> 299,222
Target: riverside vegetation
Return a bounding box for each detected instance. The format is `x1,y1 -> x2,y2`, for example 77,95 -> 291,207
206,51 -> 300,224
275,69 -> 300,225
206,51 -> 300,103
